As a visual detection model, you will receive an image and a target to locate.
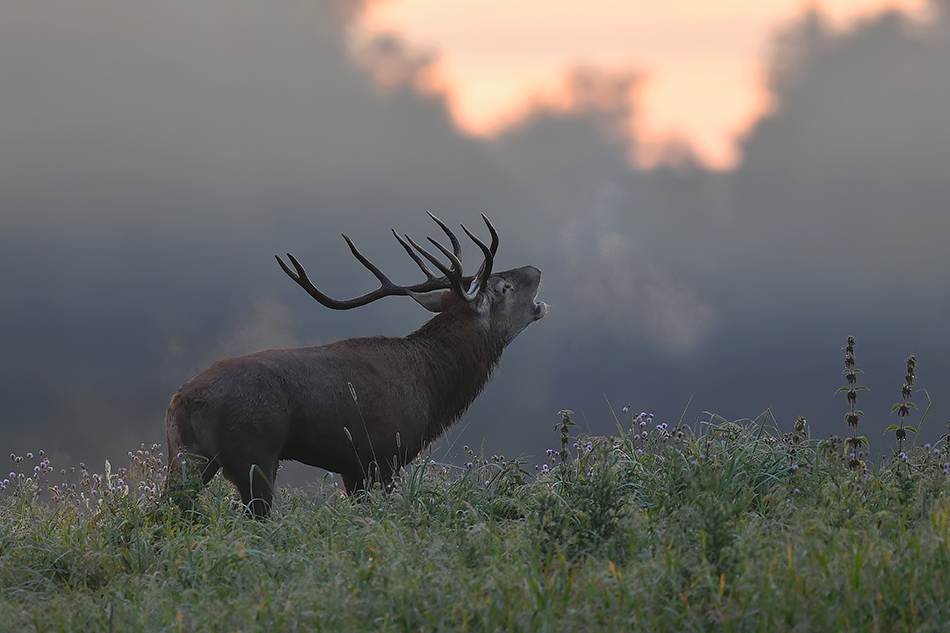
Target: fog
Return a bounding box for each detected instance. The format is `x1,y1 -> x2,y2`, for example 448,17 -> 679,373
2,0 -> 949,477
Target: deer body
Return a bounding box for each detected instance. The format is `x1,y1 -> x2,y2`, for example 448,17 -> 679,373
166,216 -> 545,516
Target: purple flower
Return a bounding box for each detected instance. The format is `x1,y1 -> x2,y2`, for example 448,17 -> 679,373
465,462 -> 473,469
925,444 -> 932,450
622,406 -> 629,413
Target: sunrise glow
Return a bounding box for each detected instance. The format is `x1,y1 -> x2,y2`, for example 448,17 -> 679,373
358,0 -> 931,168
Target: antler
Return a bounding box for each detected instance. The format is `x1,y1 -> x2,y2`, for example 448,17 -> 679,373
276,213 -> 497,310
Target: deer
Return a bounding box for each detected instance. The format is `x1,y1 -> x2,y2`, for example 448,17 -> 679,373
165,213 -> 546,516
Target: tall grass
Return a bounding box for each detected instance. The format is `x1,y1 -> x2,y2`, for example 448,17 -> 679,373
3,338 -> 950,631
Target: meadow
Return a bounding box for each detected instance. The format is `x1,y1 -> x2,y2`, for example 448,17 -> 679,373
3,339 -> 950,631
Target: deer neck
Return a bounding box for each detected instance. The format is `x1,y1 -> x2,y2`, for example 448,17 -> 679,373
408,308 -> 502,439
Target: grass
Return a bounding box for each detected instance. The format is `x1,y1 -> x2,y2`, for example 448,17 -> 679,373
1,336 -> 947,631
5,407 -> 950,632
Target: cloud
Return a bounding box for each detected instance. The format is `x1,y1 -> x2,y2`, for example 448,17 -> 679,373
2,0 -> 950,472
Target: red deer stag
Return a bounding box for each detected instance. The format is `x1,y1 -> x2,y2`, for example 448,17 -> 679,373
165,214 -> 546,516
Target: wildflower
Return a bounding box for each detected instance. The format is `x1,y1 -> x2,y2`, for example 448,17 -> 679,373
790,464 -> 799,472
465,462 -> 473,469
636,449 -> 643,456
26,453 -> 32,459
541,464 -> 549,473
925,444 -> 932,450
793,488 -> 800,494
8,472 -> 14,479
622,406 -> 629,413
484,480 -> 490,487
900,452 -> 907,461
586,442 -> 593,452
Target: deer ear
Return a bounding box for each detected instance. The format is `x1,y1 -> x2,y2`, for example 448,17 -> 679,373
408,289 -> 450,313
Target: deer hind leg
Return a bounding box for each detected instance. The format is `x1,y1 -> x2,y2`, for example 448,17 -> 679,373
221,454 -> 279,518
341,473 -> 363,498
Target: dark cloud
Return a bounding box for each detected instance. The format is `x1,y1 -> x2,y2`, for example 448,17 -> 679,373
2,0 -> 949,476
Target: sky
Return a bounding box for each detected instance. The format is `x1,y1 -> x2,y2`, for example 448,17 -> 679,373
358,0 -> 931,167
2,0 -> 949,485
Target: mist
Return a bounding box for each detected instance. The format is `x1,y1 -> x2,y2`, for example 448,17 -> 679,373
2,0 -> 949,476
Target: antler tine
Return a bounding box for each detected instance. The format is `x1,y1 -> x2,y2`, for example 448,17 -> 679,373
481,214 -> 499,255
460,221 -> 495,299
426,236 -> 465,275
404,234 -> 466,298
392,229 -> 438,281
276,252 -> 365,309
426,211 -> 462,259
342,234 -> 395,286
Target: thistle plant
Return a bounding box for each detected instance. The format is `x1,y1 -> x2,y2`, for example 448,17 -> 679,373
556,409 -> 577,464
836,335 -> 868,469
886,355 -> 918,457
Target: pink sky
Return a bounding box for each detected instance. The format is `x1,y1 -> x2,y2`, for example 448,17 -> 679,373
357,0 -> 930,168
